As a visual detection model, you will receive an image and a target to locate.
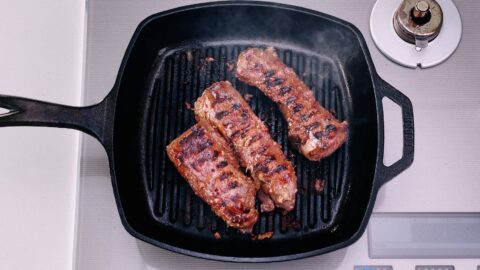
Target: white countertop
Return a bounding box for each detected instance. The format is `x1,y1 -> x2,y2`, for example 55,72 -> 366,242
0,1 -> 85,269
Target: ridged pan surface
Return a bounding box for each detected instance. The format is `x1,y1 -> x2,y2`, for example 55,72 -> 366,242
144,43 -> 350,252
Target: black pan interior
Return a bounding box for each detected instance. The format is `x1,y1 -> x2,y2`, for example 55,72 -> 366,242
111,2 -> 378,260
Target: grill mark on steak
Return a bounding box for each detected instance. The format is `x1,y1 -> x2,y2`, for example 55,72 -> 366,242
264,69 -> 285,88
268,165 -> 287,175
293,104 -> 303,113
264,155 -> 276,164
279,86 -> 291,96
325,124 -> 336,133
215,111 -> 229,120
286,96 -> 296,106
306,122 -> 321,131
270,77 -> 284,87
179,126 -> 204,146
240,109 -> 250,119
264,70 -> 276,78
219,171 -> 233,181
250,145 -> 268,156
228,181 -> 238,189
300,113 -> 312,121
247,134 -> 262,146
313,131 -> 324,139
216,160 -> 228,168
179,129 -> 213,156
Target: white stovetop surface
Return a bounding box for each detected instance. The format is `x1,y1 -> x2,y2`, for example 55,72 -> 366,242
1,0 -> 480,269
0,1 -> 85,270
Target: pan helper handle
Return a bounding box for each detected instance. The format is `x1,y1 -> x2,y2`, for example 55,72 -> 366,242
375,78 -> 415,186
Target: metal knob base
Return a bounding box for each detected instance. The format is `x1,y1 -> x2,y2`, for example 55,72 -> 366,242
393,0 -> 443,50
370,0 -> 462,68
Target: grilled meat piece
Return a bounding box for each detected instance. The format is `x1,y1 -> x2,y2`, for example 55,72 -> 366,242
195,81 -> 297,212
236,47 -> 348,161
167,123 -> 258,232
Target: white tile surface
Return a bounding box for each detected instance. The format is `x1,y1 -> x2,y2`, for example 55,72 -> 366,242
0,1 -> 85,269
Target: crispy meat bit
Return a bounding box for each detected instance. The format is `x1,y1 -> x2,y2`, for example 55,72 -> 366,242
252,231 -> 274,240
313,178 -> 325,193
243,93 -> 254,102
258,189 -> 275,213
185,102 -> 193,110
226,61 -> 235,72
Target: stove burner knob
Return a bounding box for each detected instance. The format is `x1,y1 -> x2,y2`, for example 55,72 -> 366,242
412,1 -> 431,24
393,0 -> 443,51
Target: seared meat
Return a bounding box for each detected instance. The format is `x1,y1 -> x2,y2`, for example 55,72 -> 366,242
236,47 -> 348,161
194,81 -> 297,212
167,123 -> 258,232
257,189 -> 275,213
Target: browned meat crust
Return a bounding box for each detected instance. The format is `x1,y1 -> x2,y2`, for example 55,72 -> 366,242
166,123 -> 258,232
194,81 -> 297,212
236,47 -> 348,161
257,189 -> 275,213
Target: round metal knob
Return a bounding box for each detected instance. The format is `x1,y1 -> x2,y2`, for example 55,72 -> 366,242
415,1 -> 429,13
393,0 -> 443,48
412,1 -> 430,23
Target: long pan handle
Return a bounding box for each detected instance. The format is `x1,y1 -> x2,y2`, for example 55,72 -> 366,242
0,91 -> 114,147
375,78 -> 415,186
